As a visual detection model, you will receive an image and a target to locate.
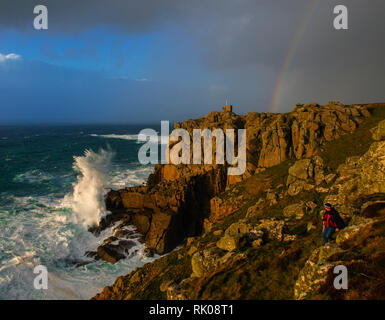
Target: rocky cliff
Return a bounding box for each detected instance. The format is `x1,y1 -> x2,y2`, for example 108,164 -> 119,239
88,101 -> 371,261
92,103 -> 385,299
92,102 -> 385,300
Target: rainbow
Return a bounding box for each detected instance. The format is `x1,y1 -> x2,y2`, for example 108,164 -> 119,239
270,0 -> 321,113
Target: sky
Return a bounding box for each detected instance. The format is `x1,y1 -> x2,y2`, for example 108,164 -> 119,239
0,0 -> 384,124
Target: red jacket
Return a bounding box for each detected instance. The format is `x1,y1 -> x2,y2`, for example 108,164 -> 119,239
323,209 -> 338,228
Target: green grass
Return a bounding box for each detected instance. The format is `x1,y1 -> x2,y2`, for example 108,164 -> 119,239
322,105 -> 385,171
183,233 -> 320,300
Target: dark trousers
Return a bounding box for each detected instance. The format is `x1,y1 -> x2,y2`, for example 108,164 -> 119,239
323,226 -> 335,245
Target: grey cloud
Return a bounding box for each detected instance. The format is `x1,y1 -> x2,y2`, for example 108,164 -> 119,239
0,0 -> 383,118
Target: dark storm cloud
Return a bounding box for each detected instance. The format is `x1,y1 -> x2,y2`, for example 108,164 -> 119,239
0,0 -> 384,117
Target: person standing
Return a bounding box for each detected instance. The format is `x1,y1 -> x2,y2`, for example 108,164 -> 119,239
322,203 -> 343,245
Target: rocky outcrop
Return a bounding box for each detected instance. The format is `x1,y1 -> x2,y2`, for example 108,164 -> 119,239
96,239 -> 137,264
166,250 -> 248,300
247,102 -> 369,168
357,141 -> 385,195
99,165 -> 227,255
216,221 -> 264,251
294,243 -> 345,299
335,215 -> 375,244
283,201 -> 317,220
175,102 -> 369,175
191,248 -> 223,277
93,102 -> 370,259
324,120 -> 385,218
91,103 -> 385,301
370,119 -> 385,141
215,219 -> 295,253
294,211 -> 382,299
286,156 -> 327,196
208,196 -> 245,223
254,218 -> 297,242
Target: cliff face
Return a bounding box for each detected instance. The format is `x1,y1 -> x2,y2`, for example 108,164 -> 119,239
104,165 -> 227,255
93,103 -> 385,300
174,101 -> 369,170
90,102 -> 370,260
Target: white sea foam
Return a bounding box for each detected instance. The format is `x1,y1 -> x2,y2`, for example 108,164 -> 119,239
109,165 -> 153,189
69,148 -> 114,228
0,161 -> 155,299
90,133 -> 139,141
13,169 -> 54,184
0,144 -> 158,300
0,194 -> 154,299
90,133 -> 168,144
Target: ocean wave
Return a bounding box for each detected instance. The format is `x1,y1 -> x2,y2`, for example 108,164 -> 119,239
0,191 -> 155,299
13,170 -> 55,184
69,148 -> 114,227
90,133 -> 169,144
109,165 -> 153,189
0,147 -> 157,299
90,133 -> 139,141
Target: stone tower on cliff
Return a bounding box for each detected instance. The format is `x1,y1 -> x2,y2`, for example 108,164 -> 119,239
223,103 -> 232,112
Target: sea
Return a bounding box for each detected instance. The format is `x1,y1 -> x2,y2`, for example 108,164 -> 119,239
0,124 -> 163,299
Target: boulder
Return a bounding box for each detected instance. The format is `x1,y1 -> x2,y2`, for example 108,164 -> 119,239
286,156 -> 326,196
336,216 -> 374,244
336,156 -> 361,179
166,283 -> 188,300
283,202 -> 307,219
144,247 -> 155,257
287,180 -> 314,196
209,196 -> 241,222
316,186 -> 329,193
370,119 -> 385,141
191,248 -> 221,277
216,235 -> 244,251
96,239 -> 137,264
266,192 -> 279,205
294,243 -> 345,299
224,221 -> 253,237
246,198 -> 265,218
216,221 -> 264,251
288,159 -> 312,181
213,230 -> 223,236
324,173 -> 337,185
187,246 -> 198,256
254,219 -> 286,242
186,237 -> 195,246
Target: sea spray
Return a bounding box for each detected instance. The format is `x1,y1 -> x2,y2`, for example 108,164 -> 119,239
0,125 -> 156,299
71,148 -> 115,227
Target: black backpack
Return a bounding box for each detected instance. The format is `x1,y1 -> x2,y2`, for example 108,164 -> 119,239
333,210 -> 345,229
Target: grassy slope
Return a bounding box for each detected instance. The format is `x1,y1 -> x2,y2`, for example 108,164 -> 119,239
322,105 -> 385,171
96,104 -> 385,300
319,215 -> 385,300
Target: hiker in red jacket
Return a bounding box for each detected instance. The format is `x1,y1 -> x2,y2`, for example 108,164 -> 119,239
322,203 -> 343,245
